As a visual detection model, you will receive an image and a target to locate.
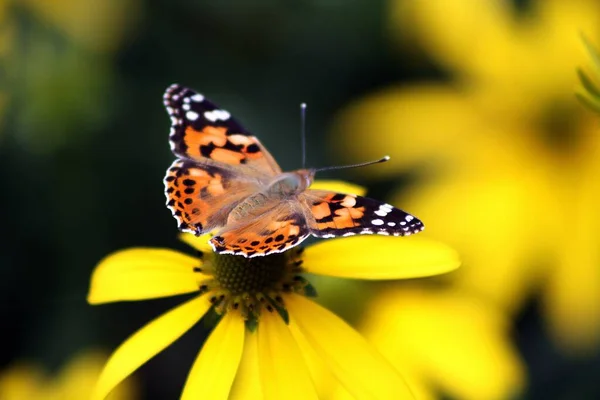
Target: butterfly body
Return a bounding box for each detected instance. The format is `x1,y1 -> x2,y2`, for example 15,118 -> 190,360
164,84 -> 424,257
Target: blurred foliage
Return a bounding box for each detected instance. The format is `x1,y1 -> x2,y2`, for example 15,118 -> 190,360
1,0 -> 600,399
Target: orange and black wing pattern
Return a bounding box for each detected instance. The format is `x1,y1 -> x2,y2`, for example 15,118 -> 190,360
209,203 -> 310,258
303,191 -> 424,238
163,84 -> 281,175
164,159 -> 259,235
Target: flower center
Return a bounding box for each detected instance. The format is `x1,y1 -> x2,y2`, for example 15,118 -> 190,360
213,253 -> 288,295
195,247 -> 316,325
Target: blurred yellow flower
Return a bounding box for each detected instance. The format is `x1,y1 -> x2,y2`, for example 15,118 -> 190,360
332,0 -> 600,355
0,350 -> 137,400
87,181 -> 460,399
359,287 -> 525,400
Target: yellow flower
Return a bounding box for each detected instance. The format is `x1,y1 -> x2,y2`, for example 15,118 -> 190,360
332,0 -> 600,354
87,182 -> 460,399
358,287 -> 525,400
0,350 -> 137,400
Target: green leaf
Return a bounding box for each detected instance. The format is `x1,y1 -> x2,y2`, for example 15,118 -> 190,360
576,91 -> 600,113
577,68 -> 600,98
581,34 -> 600,75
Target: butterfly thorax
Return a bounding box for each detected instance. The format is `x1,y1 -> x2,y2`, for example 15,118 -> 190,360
227,170 -> 314,223
265,170 -> 314,198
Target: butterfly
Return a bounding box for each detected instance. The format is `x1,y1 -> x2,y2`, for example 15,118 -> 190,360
163,84 -> 424,257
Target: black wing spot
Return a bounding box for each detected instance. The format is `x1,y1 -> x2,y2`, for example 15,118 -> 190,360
246,143 -> 260,153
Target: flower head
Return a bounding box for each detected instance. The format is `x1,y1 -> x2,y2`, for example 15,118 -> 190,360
88,194 -> 459,399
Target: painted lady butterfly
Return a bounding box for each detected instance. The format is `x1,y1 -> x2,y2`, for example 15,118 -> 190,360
163,84 -> 424,257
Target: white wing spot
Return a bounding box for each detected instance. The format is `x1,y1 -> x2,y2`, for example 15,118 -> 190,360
204,109 -> 230,122
387,222 -> 396,227
371,219 -> 384,226
182,103 -> 191,111
400,221 -> 406,226
405,215 -> 414,222
186,111 -> 199,121
191,94 -> 205,102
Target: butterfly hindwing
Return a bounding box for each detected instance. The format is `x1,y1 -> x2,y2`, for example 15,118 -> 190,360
163,84 -> 281,176
164,159 -> 261,235
304,190 -> 424,238
209,203 -> 310,257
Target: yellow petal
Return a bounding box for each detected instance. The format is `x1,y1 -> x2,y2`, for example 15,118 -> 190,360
277,307 -> 339,399
179,233 -> 214,253
361,288 -> 525,400
310,180 -> 366,196
91,296 -> 211,400
229,329 -> 263,400
257,310 -> 318,400
303,235 -> 460,280
329,85 -> 494,177
286,294 -> 414,399
388,0 -> 514,79
88,248 -> 205,304
182,312 -> 245,400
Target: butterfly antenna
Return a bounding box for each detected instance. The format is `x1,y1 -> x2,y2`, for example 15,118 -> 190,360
300,102 -> 307,169
314,155 -> 390,173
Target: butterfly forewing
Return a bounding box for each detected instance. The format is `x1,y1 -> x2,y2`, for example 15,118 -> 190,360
303,191 -> 424,238
164,84 -> 281,175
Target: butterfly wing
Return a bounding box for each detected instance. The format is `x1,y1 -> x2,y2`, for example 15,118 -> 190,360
209,202 -> 310,257
163,84 -> 281,176
165,159 -> 261,235
303,190 -> 424,238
